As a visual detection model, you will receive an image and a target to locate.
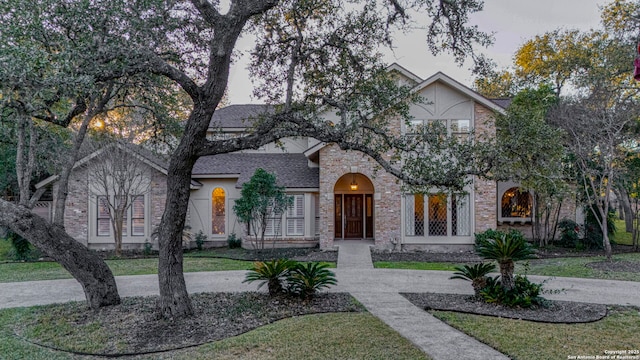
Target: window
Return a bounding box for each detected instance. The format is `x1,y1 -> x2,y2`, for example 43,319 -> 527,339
501,187 -> 532,218
264,213 -> 282,236
97,196 -> 111,236
428,194 -> 447,236
287,195 -> 305,236
407,119 -> 471,139
131,196 -> 145,236
115,196 -> 127,235
406,193 -> 471,237
96,195 -> 146,237
212,187 -> 226,235
314,194 -> 320,236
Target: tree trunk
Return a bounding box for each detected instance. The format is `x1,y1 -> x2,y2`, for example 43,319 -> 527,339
0,199 -> 120,308
617,188 -> 634,233
499,260 -> 515,291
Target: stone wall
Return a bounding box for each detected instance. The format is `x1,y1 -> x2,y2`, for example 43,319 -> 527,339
318,144 -> 402,250
474,103 -> 497,233
63,167 -> 89,245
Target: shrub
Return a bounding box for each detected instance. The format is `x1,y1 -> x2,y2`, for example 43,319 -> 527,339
243,259 -> 297,296
479,275 -> 546,308
7,231 -> 33,261
557,218 -> 581,248
195,230 -> 206,251
474,229 -> 535,290
288,262 -> 337,300
143,240 -> 153,256
227,233 -> 242,249
450,262 -> 496,297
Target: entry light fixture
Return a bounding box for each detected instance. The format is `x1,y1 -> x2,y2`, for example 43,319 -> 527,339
350,173 -> 358,191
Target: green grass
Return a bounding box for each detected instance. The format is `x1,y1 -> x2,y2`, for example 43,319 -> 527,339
0,257 -> 253,283
432,308 -> 640,360
518,252 -> 640,282
375,252 -> 640,282
0,239 -> 12,261
0,308 -> 429,360
374,261 -> 460,271
612,218 -> 633,245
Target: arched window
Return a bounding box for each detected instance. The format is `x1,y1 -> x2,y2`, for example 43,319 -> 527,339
501,187 -> 532,218
212,187 -> 226,234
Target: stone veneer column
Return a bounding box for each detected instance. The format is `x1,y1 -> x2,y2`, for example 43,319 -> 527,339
474,103 -> 497,232
63,167 -> 89,245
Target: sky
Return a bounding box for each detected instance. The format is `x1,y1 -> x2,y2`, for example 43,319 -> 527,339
224,0 -> 609,104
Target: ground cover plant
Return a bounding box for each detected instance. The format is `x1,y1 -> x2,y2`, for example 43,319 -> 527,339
0,293 -> 429,360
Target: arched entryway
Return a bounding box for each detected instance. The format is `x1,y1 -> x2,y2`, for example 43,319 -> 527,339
334,173 -> 374,240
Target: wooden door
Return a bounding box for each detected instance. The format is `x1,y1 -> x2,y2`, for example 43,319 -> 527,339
344,194 -> 363,238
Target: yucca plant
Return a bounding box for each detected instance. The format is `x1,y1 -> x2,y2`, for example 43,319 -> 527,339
475,229 -> 535,290
450,262 -> 496,297
288,262 -> 337,300
243,259 -> 297,296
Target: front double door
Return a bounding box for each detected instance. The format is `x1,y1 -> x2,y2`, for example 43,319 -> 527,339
335,194 -> 373,239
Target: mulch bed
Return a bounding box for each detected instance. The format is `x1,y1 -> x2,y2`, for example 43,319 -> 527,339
14,292 -> 362,356
402,292 -> 608,323
372,244 -> 636,263
585,260 -> 640,273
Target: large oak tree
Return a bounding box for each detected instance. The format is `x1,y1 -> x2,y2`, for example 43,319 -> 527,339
2,0 -> 496,318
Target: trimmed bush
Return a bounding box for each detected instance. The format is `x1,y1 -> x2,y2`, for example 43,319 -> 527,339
479,275 -> 546,308
227,233 -> 242,249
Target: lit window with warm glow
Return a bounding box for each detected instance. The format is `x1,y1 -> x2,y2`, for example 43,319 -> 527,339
501,187 -> 532,218
212,187 -> 226,235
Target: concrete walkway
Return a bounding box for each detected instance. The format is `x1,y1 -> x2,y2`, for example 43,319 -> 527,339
335,241 -> 508,360
2,244 -> 640,359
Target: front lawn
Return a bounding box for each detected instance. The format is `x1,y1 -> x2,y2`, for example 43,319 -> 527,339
0,257 -> 253,283
0,295 -> 429,360
432,307 -> 640,360
375,252 -> 640,282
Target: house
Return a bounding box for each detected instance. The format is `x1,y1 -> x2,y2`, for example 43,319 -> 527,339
38,63 -> 578,251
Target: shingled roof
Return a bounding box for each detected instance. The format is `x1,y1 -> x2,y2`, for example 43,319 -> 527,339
192,153 -> 319,189
209,104 -> 274,129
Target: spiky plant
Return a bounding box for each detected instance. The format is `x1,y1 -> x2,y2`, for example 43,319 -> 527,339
288,262 -> 337,300
450,262 -> 496,297
243,259 -> 297,296
475,230 -> 535,290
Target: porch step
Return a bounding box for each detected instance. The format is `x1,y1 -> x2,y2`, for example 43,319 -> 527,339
336,240 -> 374,269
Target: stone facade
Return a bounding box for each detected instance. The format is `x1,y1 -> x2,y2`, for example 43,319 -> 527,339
62,167 -> 89,246
318,144 -> 402,250
473,103 -> 498,233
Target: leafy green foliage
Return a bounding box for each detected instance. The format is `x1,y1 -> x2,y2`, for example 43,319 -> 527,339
243,259 -> 298,296
450,263 -> 496,297
7,230 -> 33,261
479,275 -> 546,308
288,262 -> 338,300
557,218 -> 582,249
243,260 -> 338,299
475,229 -> 535,290
227,233 -> 242,249
233,169 -> 292,250
194,231 -> 206,251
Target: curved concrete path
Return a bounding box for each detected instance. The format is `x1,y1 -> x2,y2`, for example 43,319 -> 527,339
1,243 -> 640,359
